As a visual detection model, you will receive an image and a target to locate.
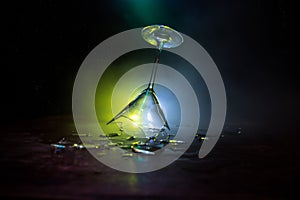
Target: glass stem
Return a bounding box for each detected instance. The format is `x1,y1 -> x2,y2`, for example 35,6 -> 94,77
148,42 -> 164,90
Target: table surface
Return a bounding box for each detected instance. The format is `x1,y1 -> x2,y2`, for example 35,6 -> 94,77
0,115 -> 298,199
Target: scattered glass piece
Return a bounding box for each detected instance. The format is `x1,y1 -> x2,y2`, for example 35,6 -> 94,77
132,147 -> 155,155
200,136 -> 209,141
106,133 -> 120,137
122,153 -> 133,157
237,128 -> 242,134
169,140 -> 185,144
126,136 -> 136,141
50,144 -> 66,149
74,133 -> 90,137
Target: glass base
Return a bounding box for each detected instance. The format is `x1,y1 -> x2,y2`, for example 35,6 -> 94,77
141,25 -> 183,49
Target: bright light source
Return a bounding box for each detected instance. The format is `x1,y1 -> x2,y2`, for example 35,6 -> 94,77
130,114 -> 139,121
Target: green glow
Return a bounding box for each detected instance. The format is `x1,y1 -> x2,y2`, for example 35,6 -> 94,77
95,56 -> 138,135
95,50 -> 156,136
112,0 -> 171,27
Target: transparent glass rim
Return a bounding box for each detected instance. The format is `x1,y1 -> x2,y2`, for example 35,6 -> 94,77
141,25 -> 184,49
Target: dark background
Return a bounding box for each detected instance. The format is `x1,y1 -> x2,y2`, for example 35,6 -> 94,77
1,0 -> 298,199
3,0 -> 297,130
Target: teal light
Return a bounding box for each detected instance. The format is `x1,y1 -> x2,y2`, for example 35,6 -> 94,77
113,0 -> 170,26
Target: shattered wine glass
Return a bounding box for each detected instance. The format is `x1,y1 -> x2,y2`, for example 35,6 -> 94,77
107,25 -> 183,140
